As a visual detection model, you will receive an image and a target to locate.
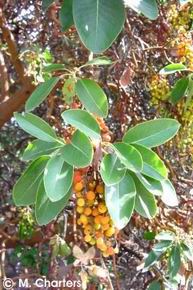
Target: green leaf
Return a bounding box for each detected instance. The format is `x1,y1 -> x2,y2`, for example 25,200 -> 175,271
112,143 -> 143,172
62,78 -> 76,104
144,251 -> 160,268
44,154 -> 73,202
13,157 -> 49,206
135,173 -> 163,196
84,57 -> 112,66
143,231 -> 156,240
168,245 -> 181,277
147,281 -> 161,290
181,243 -> 193,261
59,0 -> 73,31
35,181 -> 71,225
160,63 -> 187,75
123,118 -> 180,148
133,144 -> 168,180
22,140 -> 63,161
100,153 -> 126,186
132,174 -> 157,218
60,130 -> 93,168
153,240 -> 173,252
14,113 -> 58,142
156,231 -> 175,241
170,77 -> 189,105
161,179 -> 178,207
145,240 -> 172,268
61,109 -> 101,140
43,64 -> 66,73
42,0 -> 54,10
105,172 -> 136,229
25,77 -> 59,112
75,79 -> 108,117
124,0 -> 158,20
73,0 -> 125,53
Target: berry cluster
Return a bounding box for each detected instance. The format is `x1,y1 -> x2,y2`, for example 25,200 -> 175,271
148,75 -> 170,107
18,208 -> 35,240
73,171 -> 118,257
167,3 -> 193,32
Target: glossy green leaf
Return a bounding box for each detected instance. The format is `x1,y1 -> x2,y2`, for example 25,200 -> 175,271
25,77 -> 59,112
124,0 -> 158,20
161,179 -> 178,207
14,113 -> 58,142
156,231 -> 175,241
135,173 -> 163,196
42,0 -> 54,10
160,63 -> 187,74
43,64 -> 66,73
105,172 -> 136,229
75,79 -> 108,117
100,153 -> 126,185
22,140 -> 63,161
35,181 -> 71,225
84,57 -> 112,66
60,130 -> 93,168
132,174 -> 157,218
133,144 -> 168,180
59,0 -> 73,31
170,77 -> 189,104
147,281 -> 161,290
62,78 -> 76,104
123,118 -> 180,148
168,245 -> 181,277
61,109 -> 101,140
13,157 -> 49,206
44,154 -> 73,201
73,0 -> 125,53
144,250 -> 160,268
112,143 -> 143,172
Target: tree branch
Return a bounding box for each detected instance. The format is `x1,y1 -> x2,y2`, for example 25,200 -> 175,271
0,7 -> 35,127
0,8 -> 26,83
0,50 -> 9,102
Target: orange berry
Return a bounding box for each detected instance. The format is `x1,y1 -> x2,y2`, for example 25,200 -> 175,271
73,172 -> 82,183
100,216 -> 110,225
95,231 -> 103,239
80,214 -> 88,225
102,223 -> 110,231
77,206 -> 84,214
105,227 -> 115,237
94,215 -> 102,224
96,237 -> 105,248
96,184 -> 104,194
100,244 -> 108,252
86,191 -> 96,201
74,182 -> 84,192
106,247 -> 115,256
84,225 -> 92,235
98,203 -> 107,214
77,198 -> 85,207
84,207 -> 92,216
92,208 -> 99,216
